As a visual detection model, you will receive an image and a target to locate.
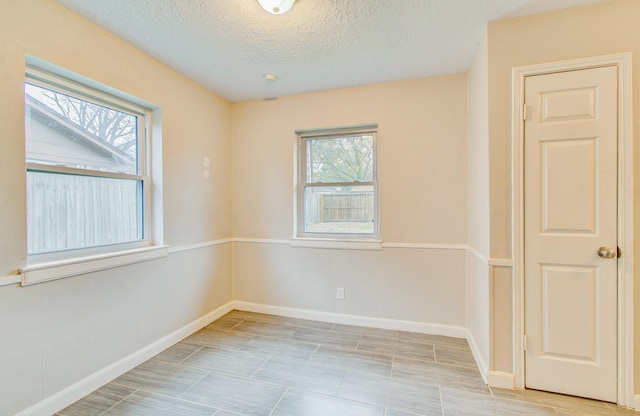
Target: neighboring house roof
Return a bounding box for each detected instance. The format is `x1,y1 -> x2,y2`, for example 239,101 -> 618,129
25,94 -> 136,170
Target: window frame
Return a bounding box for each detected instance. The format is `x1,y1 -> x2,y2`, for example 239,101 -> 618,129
296,124 -> 379,241
24,66 -> 153,263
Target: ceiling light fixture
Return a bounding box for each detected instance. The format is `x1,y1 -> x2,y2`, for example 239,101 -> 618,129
264,73 -> 278,82
257,0 -> 296,15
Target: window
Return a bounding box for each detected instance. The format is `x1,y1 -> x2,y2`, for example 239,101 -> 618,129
24,67 -> 151,258
297,125 -> 378,239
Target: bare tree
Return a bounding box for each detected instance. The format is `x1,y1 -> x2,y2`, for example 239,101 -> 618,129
308,135 -> 373,184
31,85 -> 137,157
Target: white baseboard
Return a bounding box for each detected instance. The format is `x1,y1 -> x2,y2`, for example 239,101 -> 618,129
233,301 -> 468,339
466,330 -> 488,384
487,371 -> 515,390
633,394 -> 640,411
17,301 -> 235,416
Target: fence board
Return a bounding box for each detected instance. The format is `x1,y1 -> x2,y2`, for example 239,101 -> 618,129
305,191 -> 374,225
27,172 -> 140,254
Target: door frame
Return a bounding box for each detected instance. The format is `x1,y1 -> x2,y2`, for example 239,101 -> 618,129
511,53 -> 634,408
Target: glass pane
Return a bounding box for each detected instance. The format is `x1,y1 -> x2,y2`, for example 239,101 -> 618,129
25,83 -> 138,174
306,135 -> 373,183
27,171 -> 143,254
304,186 -> 374,234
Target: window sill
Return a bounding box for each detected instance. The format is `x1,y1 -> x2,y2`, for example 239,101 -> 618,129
291,238 -> 382,251
20,245 -> 168,286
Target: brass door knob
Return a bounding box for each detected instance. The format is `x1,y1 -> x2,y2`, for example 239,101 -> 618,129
597,247 -> 617,259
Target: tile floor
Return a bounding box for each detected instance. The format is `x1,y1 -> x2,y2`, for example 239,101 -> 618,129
58,310 -> 637,416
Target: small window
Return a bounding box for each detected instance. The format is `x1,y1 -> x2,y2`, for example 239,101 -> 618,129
24,68 -> 151,257
297,125 -> 378,238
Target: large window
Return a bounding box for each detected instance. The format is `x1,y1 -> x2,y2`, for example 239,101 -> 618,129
297,125 -> 378,238
24,67 -> 150,257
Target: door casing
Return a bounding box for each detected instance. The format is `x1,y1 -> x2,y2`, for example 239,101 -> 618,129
511,53 -> 634,408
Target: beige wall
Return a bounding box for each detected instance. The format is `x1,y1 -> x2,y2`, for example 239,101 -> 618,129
231,75 -> 468,243
486,0 -> 640,391
466,30 -> 491,371
0,1 -> 233,414
231,75 -> 469,324
467,30 -> 490,258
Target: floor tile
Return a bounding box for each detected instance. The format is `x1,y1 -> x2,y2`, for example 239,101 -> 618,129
154,342 -> 203,364
205,317 -> 244,330
555,409 -> 612,416
272,390 -> 384,416
386,410 -> 430,416
434,346 -> 477,368
103,390 -> 216,416
392,357 -> 490,395
252,358 -> 345,395
62,313 -> 627,416
492,388 -> 614,415
338,371 -> 443,415
274,316 -> 335,329
58,383 -> 136,416
181,372 -> 286,416
238,335 -> 318,361
332,324 -> 398,339
183,328 -> 253,349
397,331 -> 469,350
290,326 -> 361,349
223,310 -> 279,322
607,404 -> 640,415
182,346 -> 267,377
113,359 -> 208,397
230,320 -> 298,339
441,388 -> 557,416
357,335 -> 435,361
309,346 -> 393,377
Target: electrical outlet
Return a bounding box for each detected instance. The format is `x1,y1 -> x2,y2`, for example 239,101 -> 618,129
337,287 -> 345,300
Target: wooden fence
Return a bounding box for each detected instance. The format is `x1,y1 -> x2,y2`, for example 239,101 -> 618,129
27,172 -> 140,254
305,191 -> 374,224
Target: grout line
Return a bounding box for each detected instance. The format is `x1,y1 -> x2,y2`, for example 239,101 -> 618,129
111,383 -> 219,412
96,388 -> 138,416
438,387 -> 445,416
268,387 -> 289,416
473,390 -> 592,415
354,334 -> 364,350
174,345 -> 205,365
305,344 -> 321,364
248,356 -> 271,379
389,355 -> 397,381
178,370 -> 211,399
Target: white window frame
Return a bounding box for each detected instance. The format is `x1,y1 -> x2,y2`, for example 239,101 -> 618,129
21,63 -> 166,285
294,125 -> 380,246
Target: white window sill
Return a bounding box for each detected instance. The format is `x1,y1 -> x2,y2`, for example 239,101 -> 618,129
291,238 -> 382,251
20,245 -> 168,286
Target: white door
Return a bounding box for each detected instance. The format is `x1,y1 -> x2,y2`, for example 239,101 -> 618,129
524,66 -> 618,402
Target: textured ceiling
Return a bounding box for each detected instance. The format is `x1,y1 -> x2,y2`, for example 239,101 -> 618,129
54,0 -> 611,102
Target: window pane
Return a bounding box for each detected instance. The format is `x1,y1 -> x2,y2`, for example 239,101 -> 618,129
306,135 -> 373,183
304,186 -> 374,234
27,172 -> 143,254
25,83 -> 138,174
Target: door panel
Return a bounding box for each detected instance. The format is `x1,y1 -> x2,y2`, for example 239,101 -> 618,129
540,137 -> 596,233
524,66 -> 617,402
540,264 -> 597,361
